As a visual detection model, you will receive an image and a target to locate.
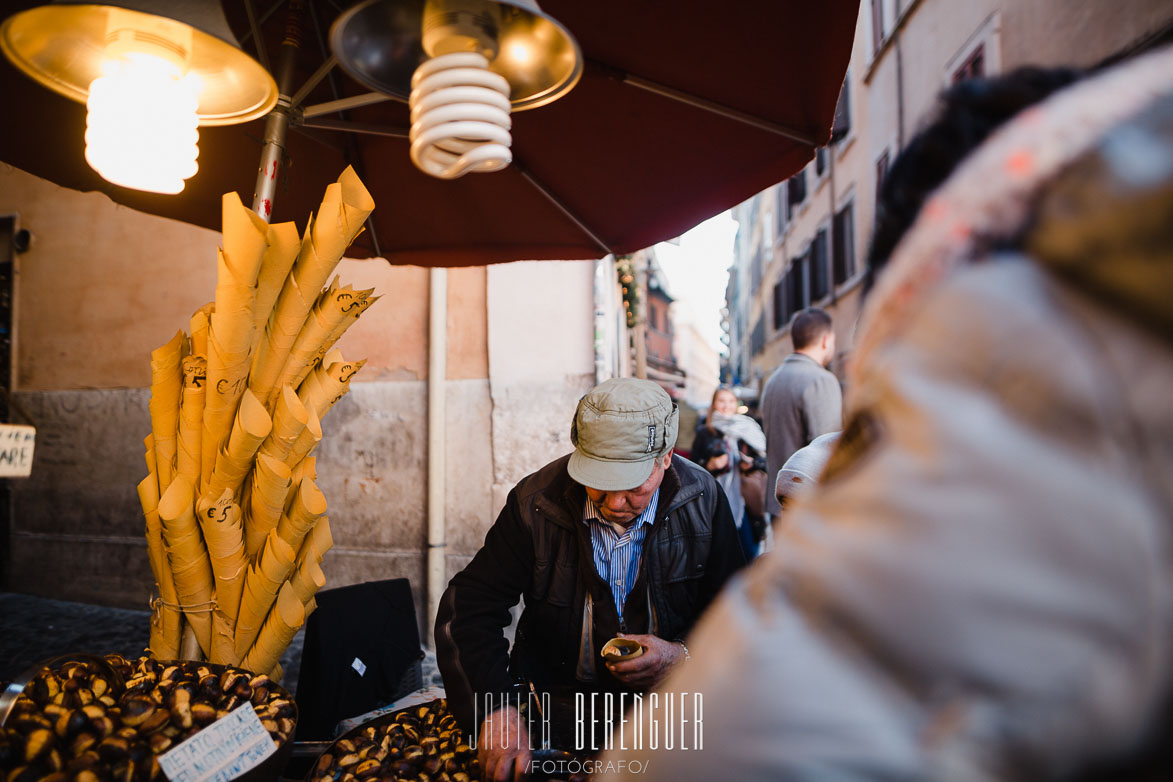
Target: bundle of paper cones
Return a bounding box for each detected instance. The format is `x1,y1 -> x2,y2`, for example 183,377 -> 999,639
137,167 -> 378,678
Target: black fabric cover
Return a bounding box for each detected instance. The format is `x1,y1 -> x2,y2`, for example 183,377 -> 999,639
294,579 -> 423,739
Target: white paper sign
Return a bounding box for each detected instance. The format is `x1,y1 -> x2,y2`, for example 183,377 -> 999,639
158,704 -> 277,782
0,425 -> 35,478
351,657 -> 367,677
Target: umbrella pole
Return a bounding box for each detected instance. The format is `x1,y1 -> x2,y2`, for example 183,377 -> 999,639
252,2 -> 305,222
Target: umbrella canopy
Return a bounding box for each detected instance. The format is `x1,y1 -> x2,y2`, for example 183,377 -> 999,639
0,0 -> 857,266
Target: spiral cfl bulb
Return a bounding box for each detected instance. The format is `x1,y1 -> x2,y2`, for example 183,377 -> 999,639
409,51 -> 512,180
85,54 -> 200,194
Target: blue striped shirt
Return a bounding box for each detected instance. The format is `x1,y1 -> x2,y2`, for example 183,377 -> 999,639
583,490 -> 660,621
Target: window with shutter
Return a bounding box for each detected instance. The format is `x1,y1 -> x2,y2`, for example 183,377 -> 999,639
787,171 -> 807,218
833,201 -> 856,285
811,229 -> 830,302
815,148 -> 827,177
832,76 -> 851,142
773,279 -> 786,330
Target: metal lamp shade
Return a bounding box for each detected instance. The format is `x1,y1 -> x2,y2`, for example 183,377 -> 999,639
330,0 -> 582,111
0,0 -> 277,125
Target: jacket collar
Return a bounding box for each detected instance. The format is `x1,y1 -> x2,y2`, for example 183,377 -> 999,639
534,454 -> 698,528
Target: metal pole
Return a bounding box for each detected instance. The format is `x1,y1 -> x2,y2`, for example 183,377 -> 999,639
252,2 -> 305,221
633,251 -> 648,379
426,267 -> 448,648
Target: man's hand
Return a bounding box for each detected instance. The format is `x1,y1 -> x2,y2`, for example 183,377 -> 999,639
604,633 -> 685,689
477,705 -> 531,782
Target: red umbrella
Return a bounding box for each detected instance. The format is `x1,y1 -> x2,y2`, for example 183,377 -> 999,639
0,0 -> 857,266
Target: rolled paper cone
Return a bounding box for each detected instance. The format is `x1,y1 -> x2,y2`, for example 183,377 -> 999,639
189,304 -> 213,359
270,663 -> 284,684
149,330 -> 185,493
221,192 -> 269,288
138,473 -> 181,659
180,625 -> 201,662
253,222 -> 301,343
207,389 -> 272,499
298,355 -> 365,422
250,267 -> 313,409
272,282 -> 354,396
196,488 -> 247,625
210,609 -> 239,666
293,167 -> 374,293
289,455 -> 317,486
300,292 -> 379,390
234,530 -> 295,659
245,454 -> 291,561
158,476 -> 214,659
202,319 -> 255,486
144,433 -> 156,476
289,555 -> 325,606
284,405 -> 322,468
240,582 -> 305,676
276,478 -> 327,554
259,385 -> 308,464
296,515 -> 332,568
176,356 -> 207,490
303,597 -> 318,623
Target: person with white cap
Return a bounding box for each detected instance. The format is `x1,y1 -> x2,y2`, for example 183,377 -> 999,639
774,431 -> 840,510
435,377 -> 745,781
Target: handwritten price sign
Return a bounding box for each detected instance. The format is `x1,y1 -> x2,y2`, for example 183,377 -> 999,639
0,424 -> 35,478
158,704 -> 277,782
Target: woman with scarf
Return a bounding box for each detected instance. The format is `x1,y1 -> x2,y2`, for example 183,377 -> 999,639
692,387 -> 768,558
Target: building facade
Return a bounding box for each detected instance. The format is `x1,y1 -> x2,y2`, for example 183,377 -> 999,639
728,0 -> 1173,391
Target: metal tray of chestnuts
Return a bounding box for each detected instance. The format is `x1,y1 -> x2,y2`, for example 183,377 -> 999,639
0,654 -> 297,782
304,699 -> 480,782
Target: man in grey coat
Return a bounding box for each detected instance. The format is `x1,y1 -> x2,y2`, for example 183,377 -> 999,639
760,307 -> 842,515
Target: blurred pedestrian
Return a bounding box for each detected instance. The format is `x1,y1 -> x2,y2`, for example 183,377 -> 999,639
692,387 -> 769,558
760,307 -> 843,515
596,48 -> 1173,781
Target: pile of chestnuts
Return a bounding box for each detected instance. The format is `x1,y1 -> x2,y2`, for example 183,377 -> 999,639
309,700 -> 479,782
0,655 -> 295,782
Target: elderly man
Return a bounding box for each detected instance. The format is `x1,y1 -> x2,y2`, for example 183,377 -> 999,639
436,378 -> 745,781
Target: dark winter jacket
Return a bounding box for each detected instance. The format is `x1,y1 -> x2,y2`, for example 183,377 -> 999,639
435,453 -> 745,735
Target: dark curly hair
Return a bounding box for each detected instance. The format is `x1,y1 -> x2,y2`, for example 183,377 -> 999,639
864,66 -> 1083,295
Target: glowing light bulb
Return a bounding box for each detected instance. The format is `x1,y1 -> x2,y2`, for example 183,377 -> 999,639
85,54 -> 199,194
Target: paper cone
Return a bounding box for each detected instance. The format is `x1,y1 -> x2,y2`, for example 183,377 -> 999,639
276,478 -> 327,554
144,434 -> 156,476
289,455 -> 317,487
149,330 -> 185,493
157,476 -> 214,659
208,389 -> 273,499
254,222 -> 301,348
234,530 -> 296,659
245,454 -> 292,561
303,597 -> 318,623
189,304 -> 214,359
289,555 -> 325,606
210,608 -> 238,667
240,582 -> 305,676
259,385 -> 309,464
249,263 -> 313,409
270,663 -> 284,683
276,282 -> 373,395
221,192 -> 269,288
284,405 -> 322,468
294,167 -> 374,292
139,473 -> 181,660
250,168 -> 373,407
176,356 -> 207,490
296,515 -> 333,568
196,489 -> 247,623
309,292 -> 379,384
298,351 -> 365,422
